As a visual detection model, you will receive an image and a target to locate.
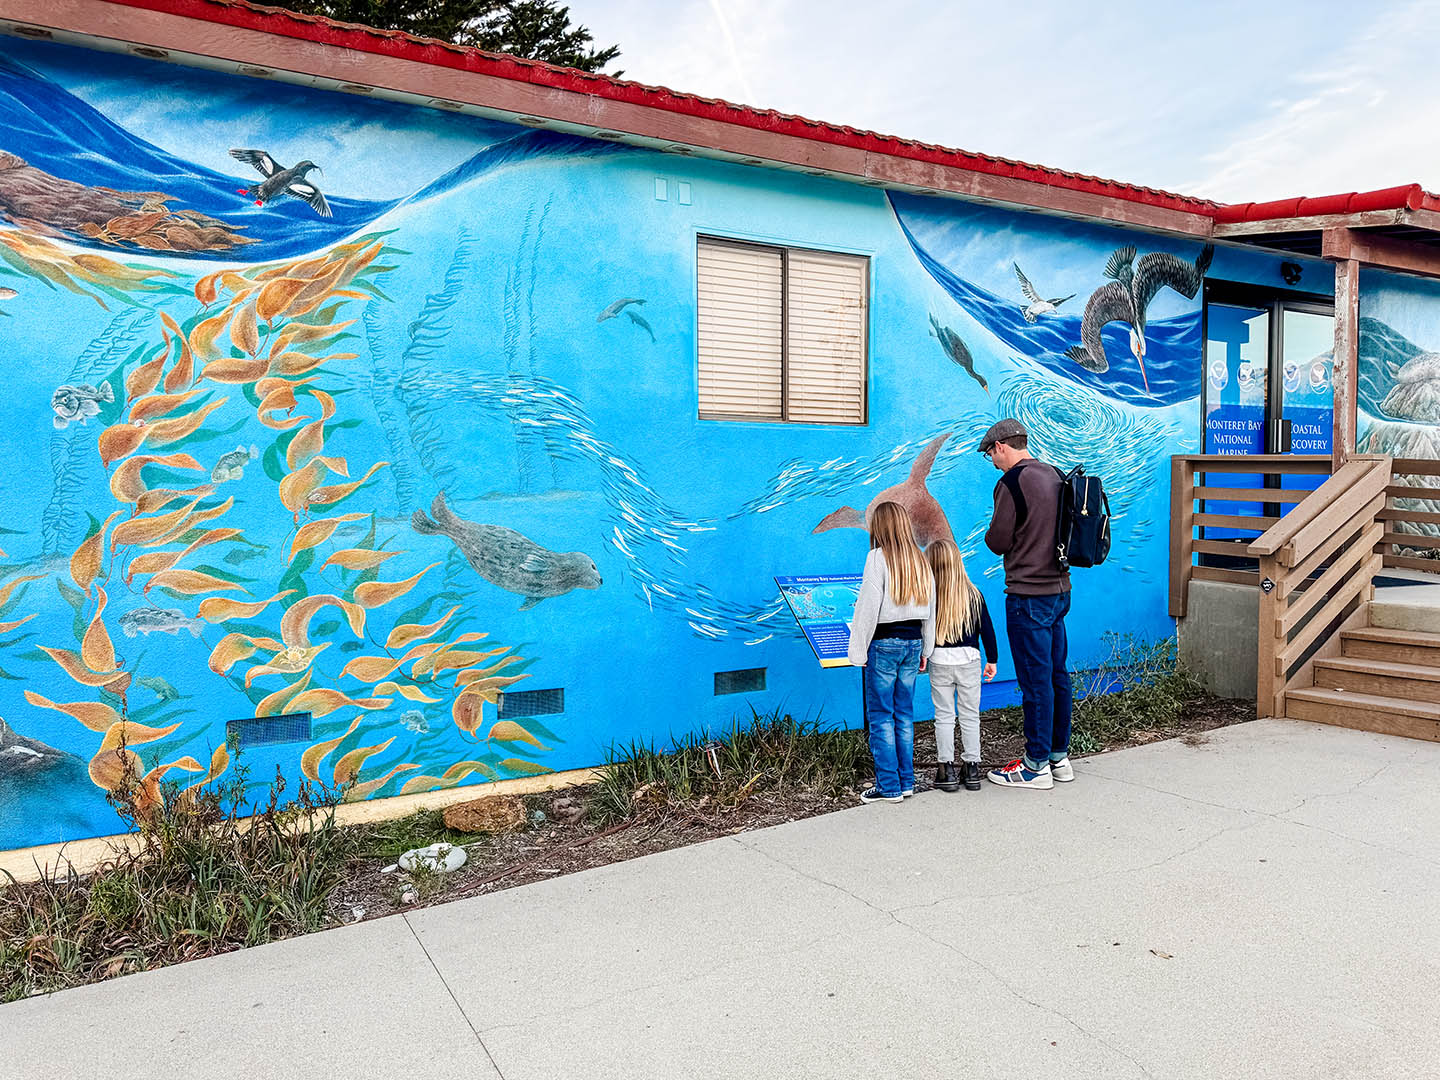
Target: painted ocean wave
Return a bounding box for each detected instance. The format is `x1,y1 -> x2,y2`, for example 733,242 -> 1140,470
0,52 -> 619,262
890,196 -> 1203,408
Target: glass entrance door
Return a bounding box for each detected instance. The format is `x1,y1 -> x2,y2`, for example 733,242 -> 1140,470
1201,286 -> 1334,540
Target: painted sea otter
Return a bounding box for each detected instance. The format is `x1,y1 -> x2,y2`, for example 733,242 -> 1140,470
812,433 -> 955,547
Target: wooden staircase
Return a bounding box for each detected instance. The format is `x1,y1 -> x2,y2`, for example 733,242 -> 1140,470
1172,452 -> 1440,742
1289,621 -> 1440,741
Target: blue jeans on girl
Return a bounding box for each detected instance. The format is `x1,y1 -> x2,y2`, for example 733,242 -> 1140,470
865,638 -> 922,797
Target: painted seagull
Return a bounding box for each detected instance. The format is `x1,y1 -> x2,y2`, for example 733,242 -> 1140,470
1013,263 -> 1075,323
1065,243 -> 1215,393
229,149 -> 331,218
928,314 -> 988,393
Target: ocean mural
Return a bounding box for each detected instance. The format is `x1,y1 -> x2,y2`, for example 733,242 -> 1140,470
0,37 -> 1272,851
1357,271 -> 1440,540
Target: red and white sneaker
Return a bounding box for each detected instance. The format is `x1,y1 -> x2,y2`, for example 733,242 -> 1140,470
987,759 -> 1054,790
1050,757 -> 1074,783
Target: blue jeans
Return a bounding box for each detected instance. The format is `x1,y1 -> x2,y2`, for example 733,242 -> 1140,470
1005,592 -> 1072,772
864,638 -> 921,796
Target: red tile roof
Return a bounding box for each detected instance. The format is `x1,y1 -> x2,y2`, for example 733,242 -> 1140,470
74,1 -> 1440,232
1213,184 -> 1440,224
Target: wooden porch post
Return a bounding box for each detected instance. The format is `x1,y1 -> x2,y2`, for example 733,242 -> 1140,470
1330,254 -> 1360,470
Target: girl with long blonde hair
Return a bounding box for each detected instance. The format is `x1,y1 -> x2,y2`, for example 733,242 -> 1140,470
922,539 -> 997,792
846,501 -> 935,803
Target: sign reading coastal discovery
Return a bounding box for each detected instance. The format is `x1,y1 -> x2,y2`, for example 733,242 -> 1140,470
775,574 -> 864,668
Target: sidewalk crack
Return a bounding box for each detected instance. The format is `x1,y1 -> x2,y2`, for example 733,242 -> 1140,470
893,912 -> 1155,1079
404,913 -> 507,1079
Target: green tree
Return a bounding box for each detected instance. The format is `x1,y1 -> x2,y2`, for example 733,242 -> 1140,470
284,0 -> 621,73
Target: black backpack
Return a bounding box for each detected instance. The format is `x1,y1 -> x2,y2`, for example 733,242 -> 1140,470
999,463 -> 1111,571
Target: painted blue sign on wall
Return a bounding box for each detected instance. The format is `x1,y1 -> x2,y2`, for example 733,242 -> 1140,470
775,575 -> 863,668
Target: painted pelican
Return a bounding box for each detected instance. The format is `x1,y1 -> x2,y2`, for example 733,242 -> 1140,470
1065,243 -> 1215,393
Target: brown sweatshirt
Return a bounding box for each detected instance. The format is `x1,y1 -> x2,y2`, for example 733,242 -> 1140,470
985,457 -> 1071,596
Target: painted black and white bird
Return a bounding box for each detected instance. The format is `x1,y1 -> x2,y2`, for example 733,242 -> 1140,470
1013,262 -> 1075,323
928,314 -> 988,394
1065,243 -> 1214,392
229,149 -> 331,218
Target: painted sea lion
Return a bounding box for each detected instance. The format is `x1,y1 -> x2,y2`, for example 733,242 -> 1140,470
411,492 -> 601,610
0,149 -> 254,251
812,433 -> 955,547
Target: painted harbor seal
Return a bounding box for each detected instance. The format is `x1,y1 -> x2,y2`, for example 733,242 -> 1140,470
812,433 -> 954,548
411,492 -> 601,610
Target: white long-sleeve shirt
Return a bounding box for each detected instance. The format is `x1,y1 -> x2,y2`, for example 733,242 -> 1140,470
846,548 -> 936,666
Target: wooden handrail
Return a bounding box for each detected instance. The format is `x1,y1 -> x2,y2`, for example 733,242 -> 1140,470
1248,456 -> 1387,558
1169,453 -> 1339,619
1251,454 -> 1392,720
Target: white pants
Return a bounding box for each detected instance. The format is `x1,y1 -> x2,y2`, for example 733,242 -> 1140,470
929,660 -> 982,764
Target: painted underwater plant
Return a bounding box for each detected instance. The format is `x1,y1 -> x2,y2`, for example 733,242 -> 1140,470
3,231 -> 561,838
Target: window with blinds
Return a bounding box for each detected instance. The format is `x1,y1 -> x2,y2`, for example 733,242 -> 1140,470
696,237 -> 868,424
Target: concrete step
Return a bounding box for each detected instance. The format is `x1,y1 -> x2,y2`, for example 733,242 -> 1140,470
1313,656 -> 1440,703
1286,686 -> 1440,741
1370,599 -> 1440,635
1342,625 -> 1440,665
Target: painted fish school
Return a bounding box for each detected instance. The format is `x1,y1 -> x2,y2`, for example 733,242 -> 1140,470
3,0 -> 1440,862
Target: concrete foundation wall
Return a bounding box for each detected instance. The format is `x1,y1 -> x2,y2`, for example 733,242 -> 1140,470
1178,580 -> 1258,701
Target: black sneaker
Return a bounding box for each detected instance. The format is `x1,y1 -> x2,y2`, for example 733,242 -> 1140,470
963,761 -> 983,791
934,762 -> 960,793
859,786 -> 903,804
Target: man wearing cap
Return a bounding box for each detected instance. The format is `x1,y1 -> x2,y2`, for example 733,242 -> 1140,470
978,419 -> 1074,790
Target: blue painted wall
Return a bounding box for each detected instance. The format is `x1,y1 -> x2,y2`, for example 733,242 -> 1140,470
0,39 -> 1298,849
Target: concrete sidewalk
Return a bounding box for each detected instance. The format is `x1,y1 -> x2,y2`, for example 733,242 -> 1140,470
4,719 -> 1439,1080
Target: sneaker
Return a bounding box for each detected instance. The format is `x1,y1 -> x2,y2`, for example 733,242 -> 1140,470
962,761 -> 983,791
1050,757 -> 1074,783
987,759 -> 1054,790
901,788 -> 915,798
934,763 -> 960,793
859,786 -> 903,803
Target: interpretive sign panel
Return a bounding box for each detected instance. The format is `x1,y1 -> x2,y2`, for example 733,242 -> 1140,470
775,574 -> 863,668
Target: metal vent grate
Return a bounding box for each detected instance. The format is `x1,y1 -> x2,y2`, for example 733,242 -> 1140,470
226,712 -> 313,752
714,668 -> 766,695
497,688 -> 565,719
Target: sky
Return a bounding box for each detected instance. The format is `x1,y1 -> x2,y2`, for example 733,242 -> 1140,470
574,0 -> 1440,204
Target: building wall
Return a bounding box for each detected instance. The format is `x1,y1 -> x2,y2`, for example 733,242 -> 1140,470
1359,269 -> 1440,462
0,39 -> 1272,849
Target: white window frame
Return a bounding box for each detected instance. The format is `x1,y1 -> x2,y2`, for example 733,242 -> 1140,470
696,235 -> 870,426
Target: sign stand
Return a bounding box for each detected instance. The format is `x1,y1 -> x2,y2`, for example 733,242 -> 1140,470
774,573 -> 869,741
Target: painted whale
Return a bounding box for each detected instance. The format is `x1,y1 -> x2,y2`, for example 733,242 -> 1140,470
411,492 -> 602,610
812,433 -> 955,547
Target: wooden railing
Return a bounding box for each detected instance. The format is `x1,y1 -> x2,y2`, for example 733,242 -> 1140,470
1168,455 -> 1333,618
1382,458 -> 1440,570
1248,455 -> 1391,719
1172,453 -> 1440,720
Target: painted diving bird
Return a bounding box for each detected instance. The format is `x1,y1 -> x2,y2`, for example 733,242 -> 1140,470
1065,243 -> 1215,393
229,149 -> 331,218
1013,263 -> 1075,323
928,314 -> 988,394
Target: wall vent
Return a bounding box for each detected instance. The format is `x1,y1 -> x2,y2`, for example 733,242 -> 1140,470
226,712 -> 313,752
497,688 -> 565,719
714,668 -> 766,695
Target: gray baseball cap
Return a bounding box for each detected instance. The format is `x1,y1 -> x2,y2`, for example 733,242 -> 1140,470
977,418 -> 1027,454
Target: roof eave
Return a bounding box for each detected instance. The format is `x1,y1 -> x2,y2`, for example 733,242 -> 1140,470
0,0 -> 1218,238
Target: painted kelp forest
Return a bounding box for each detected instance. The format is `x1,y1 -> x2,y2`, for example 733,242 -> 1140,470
0,40 -> 1235,850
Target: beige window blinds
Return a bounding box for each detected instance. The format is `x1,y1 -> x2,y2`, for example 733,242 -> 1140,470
696,237 -> 868,424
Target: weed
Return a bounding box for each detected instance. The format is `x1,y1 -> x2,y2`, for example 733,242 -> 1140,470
991,634 -> 1205,755
0,758 -> 363,1003
590,708 -> 869,825
356,811 -> 470,860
